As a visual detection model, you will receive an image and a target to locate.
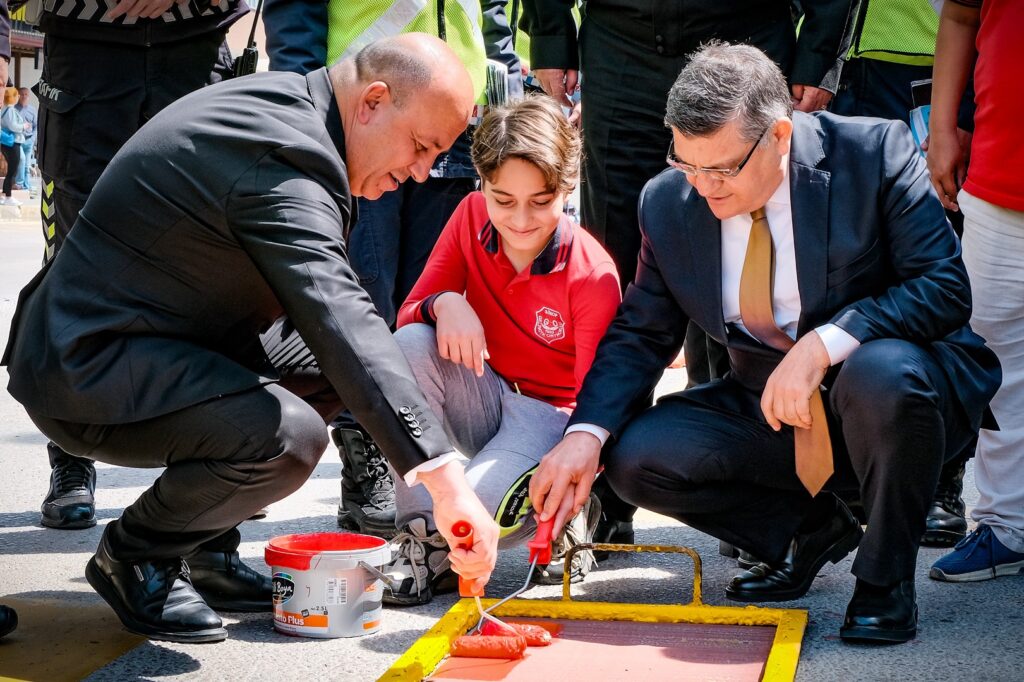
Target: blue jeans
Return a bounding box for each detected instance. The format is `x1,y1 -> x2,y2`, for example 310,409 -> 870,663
347,176 -> 475,328
16,140 -> 32,188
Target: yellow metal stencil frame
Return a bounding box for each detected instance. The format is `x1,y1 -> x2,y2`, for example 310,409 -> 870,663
378,543 -> 807,682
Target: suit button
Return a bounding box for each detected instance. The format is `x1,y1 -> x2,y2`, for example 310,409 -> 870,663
408,419 -> 420,428
655,34 -> 663,43
399,406 -> 411,415
656,45 -> 665,55
412,428 -> 423,437
403,413 -> 415,422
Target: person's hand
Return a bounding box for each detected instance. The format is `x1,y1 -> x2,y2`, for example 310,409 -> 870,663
529,431 -> 602,534
107,0 -> 189,20
534,68 -> 579,110
567,100 -> 582,129
925,127 -> 967,212
790,84 -> 833,113
418,460 -> 498,596
434,292 -> 489,377
760,331 -> 830,431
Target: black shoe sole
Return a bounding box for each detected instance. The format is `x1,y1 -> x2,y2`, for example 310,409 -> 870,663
725,526 -> 864,603
920,528 -> 967,548
86,558 -> 227,643
840,608 -> 919,644
41,515 -> 97,530
337,509 -> 398,538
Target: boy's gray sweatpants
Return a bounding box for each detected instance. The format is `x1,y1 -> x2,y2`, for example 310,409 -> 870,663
392,323 -> 569,548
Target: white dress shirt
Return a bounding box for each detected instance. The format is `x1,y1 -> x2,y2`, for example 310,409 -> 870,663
566,159 -> 860,447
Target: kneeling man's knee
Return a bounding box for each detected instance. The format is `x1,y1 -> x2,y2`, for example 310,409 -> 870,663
832,339 -> 937,425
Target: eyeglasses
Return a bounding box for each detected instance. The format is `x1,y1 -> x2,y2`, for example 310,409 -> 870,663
666,126 -> 769,180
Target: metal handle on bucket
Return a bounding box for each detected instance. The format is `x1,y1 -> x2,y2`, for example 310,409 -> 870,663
358,561 -> 397,589
561,543 -> 704,606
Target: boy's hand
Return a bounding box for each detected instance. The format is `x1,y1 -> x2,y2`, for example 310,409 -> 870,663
433,292 -> 490,377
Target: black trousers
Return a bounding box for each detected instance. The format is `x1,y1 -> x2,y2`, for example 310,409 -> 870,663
36,31 -> 232,260
1,143 -> 20,197
604,339 -> 977,587
28,319 -> 342,561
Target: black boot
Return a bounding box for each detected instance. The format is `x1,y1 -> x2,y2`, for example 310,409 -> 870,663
333,426 -> 396,537
840,578 -> 918,644
922,459 -> 968,547
0,605 -> 17,639
86,535 -> 226,643
41,443 -> 97,529
185,550 -> 272,613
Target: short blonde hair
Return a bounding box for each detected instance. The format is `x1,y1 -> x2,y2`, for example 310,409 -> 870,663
3,87 -> 18,106
471,95 -> 581,195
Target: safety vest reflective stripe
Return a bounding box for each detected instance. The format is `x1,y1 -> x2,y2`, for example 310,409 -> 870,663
342,0 -> 428,58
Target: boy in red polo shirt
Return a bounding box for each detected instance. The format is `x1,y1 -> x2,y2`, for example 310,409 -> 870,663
381,96 -> 621,605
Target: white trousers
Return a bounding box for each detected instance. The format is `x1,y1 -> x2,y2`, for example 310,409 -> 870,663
960,189 -> 1024,552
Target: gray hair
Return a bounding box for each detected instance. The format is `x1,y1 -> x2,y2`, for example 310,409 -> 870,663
665,42 -> 792,143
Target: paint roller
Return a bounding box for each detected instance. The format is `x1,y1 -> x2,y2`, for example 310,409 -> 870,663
449,518 -> 556,659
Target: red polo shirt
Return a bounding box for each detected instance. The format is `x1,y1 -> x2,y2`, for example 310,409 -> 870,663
397,191 -> 621,410
962,0 -> 1024,211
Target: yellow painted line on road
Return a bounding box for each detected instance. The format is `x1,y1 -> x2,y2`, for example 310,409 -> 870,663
0,596 -> 145,682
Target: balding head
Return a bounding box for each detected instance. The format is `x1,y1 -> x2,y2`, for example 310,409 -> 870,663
353,33 -> 474,114
332,33 -> 476,199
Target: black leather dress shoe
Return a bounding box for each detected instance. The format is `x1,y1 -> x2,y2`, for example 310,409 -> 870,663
726,498 -> 863,603
840,578 -> 918,643
0,605 -> 17,638
40,445 -> 97,530
85,538 -> 226,643
921,460 -> 967,547
186,550 -> 272,612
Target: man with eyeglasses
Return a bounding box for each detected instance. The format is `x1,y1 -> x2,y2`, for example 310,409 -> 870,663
528,43 -> 999,644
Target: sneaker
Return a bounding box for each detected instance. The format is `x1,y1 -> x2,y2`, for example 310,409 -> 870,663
930,524 -> 1024,582
333,426 -> 397,537
382,517 -> 457,606
921,459 -> 968,547
532,493 -> 601,585
41,444 -> 97,529
0,196 -> 22,206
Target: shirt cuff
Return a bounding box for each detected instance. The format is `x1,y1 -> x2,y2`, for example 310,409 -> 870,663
403,451 -> 461,487
814,324 -> 861,366
564,423 -> 610,447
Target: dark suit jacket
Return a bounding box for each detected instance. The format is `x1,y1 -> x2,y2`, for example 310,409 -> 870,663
569,111 -> 1001,442
2,68 -> 446,476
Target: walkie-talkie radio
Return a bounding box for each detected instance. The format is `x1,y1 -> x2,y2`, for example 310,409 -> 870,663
231,0 -> 264,78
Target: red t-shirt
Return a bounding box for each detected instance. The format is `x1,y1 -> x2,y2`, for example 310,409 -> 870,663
962,0 -> 1024,211
397,192 -> 621,410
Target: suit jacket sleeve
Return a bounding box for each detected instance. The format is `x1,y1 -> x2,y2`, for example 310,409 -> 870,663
521,0 -> 578,70
830,120 -> 972,344
227,152 -> 450,476
263,0 -> 328,75
567,183 -> 690,443
482,0 -> 525,99
789,0 -> 858,93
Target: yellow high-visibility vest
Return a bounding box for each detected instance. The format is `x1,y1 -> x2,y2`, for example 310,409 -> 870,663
850,0 -> 939,66
327,0 -> 489,104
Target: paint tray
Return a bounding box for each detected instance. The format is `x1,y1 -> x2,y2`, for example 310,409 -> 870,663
379,543 -> 807,682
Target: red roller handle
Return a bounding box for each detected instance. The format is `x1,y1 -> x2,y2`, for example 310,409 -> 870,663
451,520 -> 475,597
527,517 -> 555,565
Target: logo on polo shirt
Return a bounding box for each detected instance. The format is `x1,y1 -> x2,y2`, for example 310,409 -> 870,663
534,306 -> 566,344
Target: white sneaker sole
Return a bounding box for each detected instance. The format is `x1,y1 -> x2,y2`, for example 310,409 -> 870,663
929,559 -> 1024,582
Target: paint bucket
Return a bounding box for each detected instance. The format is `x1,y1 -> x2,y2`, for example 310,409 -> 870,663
265,532 -> 390,638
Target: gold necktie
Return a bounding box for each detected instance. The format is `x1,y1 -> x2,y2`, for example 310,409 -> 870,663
739,207 -> 834,495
